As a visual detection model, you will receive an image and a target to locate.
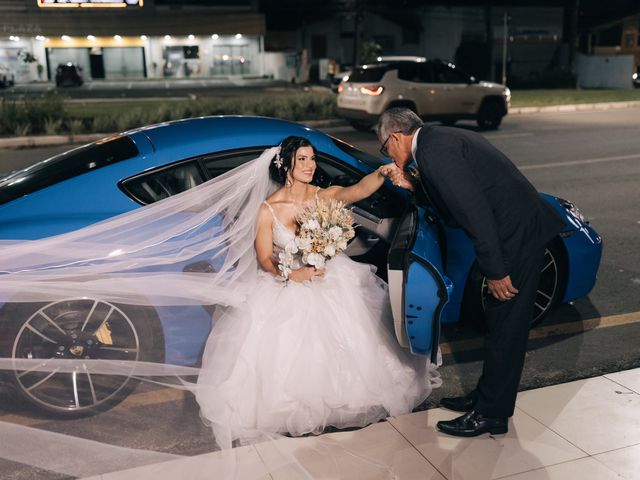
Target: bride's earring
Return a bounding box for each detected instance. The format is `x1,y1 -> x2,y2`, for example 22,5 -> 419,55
285,170 -> 292,187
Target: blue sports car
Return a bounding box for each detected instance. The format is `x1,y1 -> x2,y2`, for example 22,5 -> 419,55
0,116 -> 602,417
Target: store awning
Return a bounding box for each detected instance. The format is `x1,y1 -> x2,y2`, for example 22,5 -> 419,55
1,11 -> 266,37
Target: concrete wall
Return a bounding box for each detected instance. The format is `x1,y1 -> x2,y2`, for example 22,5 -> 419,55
576,53 -> 635,88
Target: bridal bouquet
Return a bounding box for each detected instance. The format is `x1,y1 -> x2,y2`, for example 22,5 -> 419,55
296,198 -> 356,268
277,199 -> 355,279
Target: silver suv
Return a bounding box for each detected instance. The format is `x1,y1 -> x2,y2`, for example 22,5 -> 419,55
337,56 -> 511,130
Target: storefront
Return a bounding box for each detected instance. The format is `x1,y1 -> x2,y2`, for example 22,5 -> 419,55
0,0 -> 265,83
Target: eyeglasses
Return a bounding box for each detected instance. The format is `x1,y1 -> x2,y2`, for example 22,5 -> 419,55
379,135 -> 392,157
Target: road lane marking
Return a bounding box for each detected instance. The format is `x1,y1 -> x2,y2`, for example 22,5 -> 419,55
520,153 -> 640,171
441,310 -> 640,355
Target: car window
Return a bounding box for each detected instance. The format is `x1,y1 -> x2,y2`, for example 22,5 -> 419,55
120,161 -> 206,205
393,62 -> 436,84
120,148 -> 268,205
0,136 -> 139,206
348,65 -> 388,83
203,149 -> 266,178
433,62 -> 470,84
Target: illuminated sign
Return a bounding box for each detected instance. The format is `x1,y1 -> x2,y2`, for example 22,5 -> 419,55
38,0 -> 143,8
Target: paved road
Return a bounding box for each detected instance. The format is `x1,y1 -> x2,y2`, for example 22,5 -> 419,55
1,108 -> 639,479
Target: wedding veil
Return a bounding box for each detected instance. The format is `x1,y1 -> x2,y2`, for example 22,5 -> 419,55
0,147 -> 281,306
0,146 -> 400,479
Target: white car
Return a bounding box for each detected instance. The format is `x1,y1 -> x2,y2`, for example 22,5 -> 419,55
0,63 -> 15,88
337,57 -> 511,131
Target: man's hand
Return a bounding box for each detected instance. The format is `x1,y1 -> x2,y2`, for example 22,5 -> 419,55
486,275 -> 519,301
386,165 -> 415,191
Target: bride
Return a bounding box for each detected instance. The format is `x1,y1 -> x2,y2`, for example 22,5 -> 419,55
196,136 -> 441,449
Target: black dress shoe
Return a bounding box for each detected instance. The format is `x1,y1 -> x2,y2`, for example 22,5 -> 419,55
437,410 -> 508,437
439,391 -> 478,412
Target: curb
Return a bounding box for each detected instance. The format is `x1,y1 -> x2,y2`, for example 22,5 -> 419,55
510,100 -> 640,115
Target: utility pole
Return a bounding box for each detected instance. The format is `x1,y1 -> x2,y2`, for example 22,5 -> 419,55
485,4 -> 495,82
501,10 -> 508,85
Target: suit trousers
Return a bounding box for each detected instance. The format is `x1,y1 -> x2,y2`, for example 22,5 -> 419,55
474,247 -> 545,418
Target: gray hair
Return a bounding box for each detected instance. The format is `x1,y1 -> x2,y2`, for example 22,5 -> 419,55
375,108 -> 423,140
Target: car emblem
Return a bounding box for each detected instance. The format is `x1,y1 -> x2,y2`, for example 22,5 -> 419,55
69,345 -> 85,357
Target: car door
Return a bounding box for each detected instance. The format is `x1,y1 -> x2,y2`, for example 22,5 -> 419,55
387,207 -> 452,362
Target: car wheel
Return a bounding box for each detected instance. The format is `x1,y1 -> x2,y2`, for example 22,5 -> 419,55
477,100 -> 504,130
0,299 -> 164,418
349,121 -> 373,132
462,240 -> 566,330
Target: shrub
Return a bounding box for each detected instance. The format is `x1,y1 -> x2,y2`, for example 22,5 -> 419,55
92,115 -> 116,133
44,117 -> 63,135
66,118 -> 85,135
14,123 -> 31,137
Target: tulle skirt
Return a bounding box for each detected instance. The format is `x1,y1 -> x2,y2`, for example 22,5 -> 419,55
195,254 -> 441,449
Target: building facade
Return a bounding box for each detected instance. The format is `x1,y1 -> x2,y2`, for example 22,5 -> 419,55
0,0 -> 266,83
294,5 -> 565,85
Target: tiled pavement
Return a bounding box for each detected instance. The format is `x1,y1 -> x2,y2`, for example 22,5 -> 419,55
83,367 -> 640,480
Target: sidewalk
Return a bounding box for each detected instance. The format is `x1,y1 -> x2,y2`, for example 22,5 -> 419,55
82,367 -> 640,480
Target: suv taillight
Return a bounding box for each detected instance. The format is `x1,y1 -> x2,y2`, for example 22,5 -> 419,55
337,84 -> 344,93
360,85 -> 384,96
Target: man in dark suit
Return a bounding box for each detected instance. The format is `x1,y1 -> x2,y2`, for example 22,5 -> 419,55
376,108 -> 565,437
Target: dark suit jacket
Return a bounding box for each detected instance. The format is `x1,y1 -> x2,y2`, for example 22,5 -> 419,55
412,126 -> 565,280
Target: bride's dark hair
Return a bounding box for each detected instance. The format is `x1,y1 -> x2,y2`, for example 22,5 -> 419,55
269,136 -> 317,185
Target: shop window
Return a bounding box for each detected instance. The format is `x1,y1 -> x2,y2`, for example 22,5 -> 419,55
183,46 -> 199,59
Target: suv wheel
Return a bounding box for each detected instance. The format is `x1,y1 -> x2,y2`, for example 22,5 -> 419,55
477,99 -> 504,130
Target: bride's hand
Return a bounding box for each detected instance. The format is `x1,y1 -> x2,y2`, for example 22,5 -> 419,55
288,266 -> 325,283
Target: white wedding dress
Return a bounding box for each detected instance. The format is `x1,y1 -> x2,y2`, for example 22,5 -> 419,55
195,200 -> 441,448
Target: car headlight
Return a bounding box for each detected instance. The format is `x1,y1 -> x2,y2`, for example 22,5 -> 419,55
503,87 -> 511,102
557,197 -> 588,224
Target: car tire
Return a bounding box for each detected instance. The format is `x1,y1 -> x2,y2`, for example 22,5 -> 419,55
461,239 -> 567,331
0,299 -> 164,418
477,99 -> 504,130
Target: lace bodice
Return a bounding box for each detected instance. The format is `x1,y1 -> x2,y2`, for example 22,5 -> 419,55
263,201 -> 302,271
264,202 -> 296,250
